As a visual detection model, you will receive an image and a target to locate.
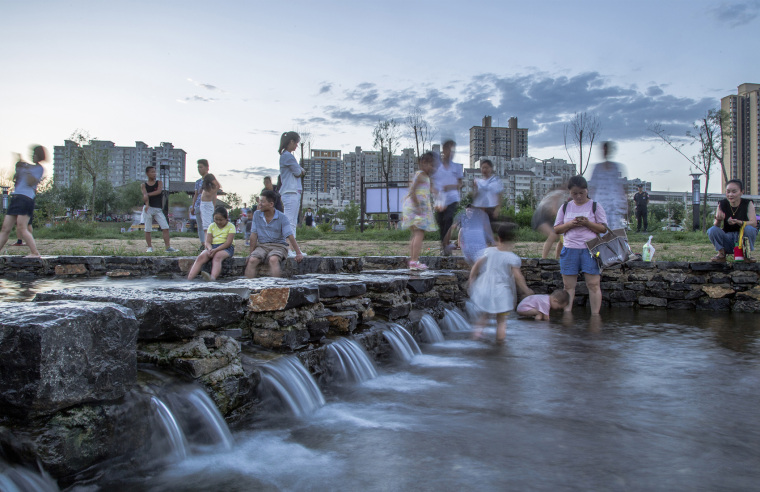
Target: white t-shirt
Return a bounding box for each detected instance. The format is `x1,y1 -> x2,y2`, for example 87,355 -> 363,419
433,158 -> 464,207
279,151 -> 304,194
473,175 -> 503,208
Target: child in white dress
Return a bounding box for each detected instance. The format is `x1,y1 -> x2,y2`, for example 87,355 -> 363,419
468,223 -> 533,344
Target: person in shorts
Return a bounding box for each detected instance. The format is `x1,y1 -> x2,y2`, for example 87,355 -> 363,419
0,146 -> 46,257
141,166 -> 176,253
245,189 -> 304,278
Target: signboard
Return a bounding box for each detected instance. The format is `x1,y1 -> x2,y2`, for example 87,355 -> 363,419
364,187 -> 409,214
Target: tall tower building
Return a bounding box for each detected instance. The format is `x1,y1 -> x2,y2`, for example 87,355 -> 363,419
721,83 -> 760,194
303,149 -> 343,196
469,116 -> 528,167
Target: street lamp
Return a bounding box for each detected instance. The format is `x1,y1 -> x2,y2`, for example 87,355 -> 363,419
1,186 -> 9,213
160,164 -> 169,218
690,172 -> 702,231
316,179 -> 320,208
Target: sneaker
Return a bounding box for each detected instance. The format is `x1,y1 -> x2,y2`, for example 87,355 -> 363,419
165,247 -> 178,252
146,247 -> 153,253
11,241 -> 23,247
201,271 -> 213,281
710,253 -> 726,263
288,250 -> 296,257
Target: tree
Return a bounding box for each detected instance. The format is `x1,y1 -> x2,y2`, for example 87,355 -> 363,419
58,181 -> 89,212
373,119 -> 401,228
667,200 -> 685,225
225,191 -> 242,209
406,107 -> 436,159
649,203 -> 668,226
93,180 -> 117,217
516,188 -> 537,211
337,202 -> 360,230
563,112 -> 602,176
648,109 -> 728,231
69,129 -> 110,220
115,181 -> 144,214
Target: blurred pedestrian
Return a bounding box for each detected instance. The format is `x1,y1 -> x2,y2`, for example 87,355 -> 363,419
432,139 -> 463,255
0,146 -> 46,257
588,141 -> 628,230
402,152 -> 437,270
472,159 -> 502,220
532,188 -> 569,259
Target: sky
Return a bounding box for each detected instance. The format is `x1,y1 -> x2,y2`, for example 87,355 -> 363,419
1,0 -> 759,201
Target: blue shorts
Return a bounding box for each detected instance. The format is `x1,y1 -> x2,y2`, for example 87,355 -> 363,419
559,247 -> 600,276
211,243 -> 235,257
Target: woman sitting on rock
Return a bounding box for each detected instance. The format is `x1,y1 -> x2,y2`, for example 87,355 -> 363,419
708,179 -> 757,262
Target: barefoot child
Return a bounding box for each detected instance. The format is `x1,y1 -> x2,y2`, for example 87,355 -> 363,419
516,289 -> 570,321
401,151 -> 437,271
188,206 -> 235,281
468,223 -> 534,344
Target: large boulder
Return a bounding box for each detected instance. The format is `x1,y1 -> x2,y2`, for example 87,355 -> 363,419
34,288 -> 245,340
0,301 -> 138,418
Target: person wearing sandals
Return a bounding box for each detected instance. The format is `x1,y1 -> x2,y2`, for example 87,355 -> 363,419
708,179 -> 757,263
402,152 -> 437,270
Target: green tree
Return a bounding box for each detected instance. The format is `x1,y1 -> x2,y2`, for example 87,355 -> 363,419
337,202 -> 360,230
516,188 -> 537,211
225,191 -> 242,209
666,200 -> 685,225
649,204 -> 668,226
69,130 -> 110,221
115,181 -> 144,213
169,192 -> 191,208
58,181 -> 89,212
93,180 -> 117,216
373,118 -> 400,228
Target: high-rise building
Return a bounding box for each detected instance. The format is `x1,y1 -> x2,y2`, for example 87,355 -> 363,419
53,140 -> 186,189
341,146 -> 416,203
469,116 -> 528,167
721,83 -> 760,194
303,149 -> 342,196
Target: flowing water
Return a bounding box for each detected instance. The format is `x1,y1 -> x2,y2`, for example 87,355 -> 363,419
258,356 -> 326,417
418,314 -> 445,343
0,277 -> 188,302
440,307 -> 471,332
382,324 -> 422,362
101,308 -> 759,491
327,338 -> 377,383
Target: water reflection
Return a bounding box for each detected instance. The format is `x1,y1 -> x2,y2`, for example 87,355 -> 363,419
0,277 -> 187,302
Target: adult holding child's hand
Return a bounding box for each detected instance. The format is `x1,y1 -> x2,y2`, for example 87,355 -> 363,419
553,175 -> 607,314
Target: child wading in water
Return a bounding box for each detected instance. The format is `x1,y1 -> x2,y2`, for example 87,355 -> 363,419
516,289 -> 570,320
468,223 -> 533,344
401,151 -> 437,270
187,206 -> 235,281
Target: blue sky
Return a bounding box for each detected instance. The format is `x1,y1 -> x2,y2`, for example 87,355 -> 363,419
1,0 -> 758,199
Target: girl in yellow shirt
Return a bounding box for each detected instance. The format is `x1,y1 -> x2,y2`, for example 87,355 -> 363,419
188,206 -> 236,281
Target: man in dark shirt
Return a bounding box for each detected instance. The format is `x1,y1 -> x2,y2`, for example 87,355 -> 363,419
633,185 -> 649,232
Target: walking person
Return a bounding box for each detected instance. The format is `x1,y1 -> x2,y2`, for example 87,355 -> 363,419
633,184 -> 649,232
588,141 -> 628,230
279,131 -> 305,249
553,175 -> 607,314
0,146 -> 46,257
401,152 -> 437,270
468,224 -> 534,344
432,139 -> 463,255
141,166 -> 176,253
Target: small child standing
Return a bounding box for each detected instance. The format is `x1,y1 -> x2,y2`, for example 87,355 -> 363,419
401,151 -> 437,271
516,289 -> 570,321
468,223 -> 534,344
141,166 -> 176,253
188,206 -> 236,281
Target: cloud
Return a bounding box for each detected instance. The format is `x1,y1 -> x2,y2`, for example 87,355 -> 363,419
225,167 -> 280,179
709,1 -> 760,27
248,129 -> 281,136
187,78 -> 223,91
177,95 -> 216,103
318,83 -> 332,94
648,169 -> 672,176
307,72 -> 717,149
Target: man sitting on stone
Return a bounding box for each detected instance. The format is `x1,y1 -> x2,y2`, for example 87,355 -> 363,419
708,178 -> 757,262
245,189 -> 304,278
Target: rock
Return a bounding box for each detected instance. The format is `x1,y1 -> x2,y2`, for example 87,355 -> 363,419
667,300 -> 696,310
316,281 -> 367,298
106,269 -> 132,277
701,285 -> 735,299
248,285 -> 319,312
638,296 -> 667,307
736,287 -> 760,301
251,327 -> 310,351
610,290 -> 637,302
732,300 -> 760,313
690,262 -> 730,272
0,301 -> 138,417
327,311 -> 359,335
54,264 -> 87,276
33,288 -> 245,341
697,297 -> 731,311
405,276 -> 437,294
730,272 -> 758,284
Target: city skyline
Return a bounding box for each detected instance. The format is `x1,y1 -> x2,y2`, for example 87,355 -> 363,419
1,0 -> 758,200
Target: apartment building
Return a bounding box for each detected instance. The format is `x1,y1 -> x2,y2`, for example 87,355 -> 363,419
721,83 -> 760,194
469,115 -> 528,167
341,146 -> 417,203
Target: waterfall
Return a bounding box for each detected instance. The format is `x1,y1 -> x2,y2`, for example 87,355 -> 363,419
184,389 -> 235,450
259,356 -> 326,417
0,464 -> 59,492
150,396 -> 189,460
327,338 -> 377,383
418,314 -> 445,343
383,324 -> 422,362
440,309 -> 471,333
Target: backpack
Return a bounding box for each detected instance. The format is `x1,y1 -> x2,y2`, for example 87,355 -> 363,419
562,200 -> 597,216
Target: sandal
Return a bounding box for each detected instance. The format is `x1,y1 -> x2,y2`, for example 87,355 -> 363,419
710,253 -> 726,263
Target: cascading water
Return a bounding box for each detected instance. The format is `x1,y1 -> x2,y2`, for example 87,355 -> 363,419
440,308 -> 471,333
327,338 -> 377,383
418,314 -> 445,343
181,389 -> 235,450
382,324 -> 422,362
150,396 -> 189,460
259,356 -> 326,417
0,463 -> 59,492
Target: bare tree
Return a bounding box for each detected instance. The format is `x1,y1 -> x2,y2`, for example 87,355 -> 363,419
405,107 -> 436,158
648,110 -> 729,231
70,129 -> 110,221
563,112 -> 602,176
373,119 -> 401,228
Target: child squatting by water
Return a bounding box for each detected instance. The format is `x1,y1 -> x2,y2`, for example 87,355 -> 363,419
468,223 -> 534,344
516,289 -> 571,321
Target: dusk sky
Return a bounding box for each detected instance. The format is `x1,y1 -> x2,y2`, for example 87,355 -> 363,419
1,0 -> 758,200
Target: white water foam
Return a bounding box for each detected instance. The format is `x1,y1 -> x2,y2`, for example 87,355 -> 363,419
410,354 -> 480,368
361,373 -> 448,393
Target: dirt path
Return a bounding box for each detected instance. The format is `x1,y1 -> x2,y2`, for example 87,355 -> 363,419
2,236 -> 719,262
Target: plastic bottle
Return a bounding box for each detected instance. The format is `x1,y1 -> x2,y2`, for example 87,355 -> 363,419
642,236 -> 655,261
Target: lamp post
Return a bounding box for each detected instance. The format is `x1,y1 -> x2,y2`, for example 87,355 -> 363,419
160,164 -> 169,218
1,186 -> 9,214
690,172 -> 702,231
316,179 -> 320,209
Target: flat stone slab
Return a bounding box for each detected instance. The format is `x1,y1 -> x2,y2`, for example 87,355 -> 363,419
33,288 -> 245,340
0,301 -> 138,417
